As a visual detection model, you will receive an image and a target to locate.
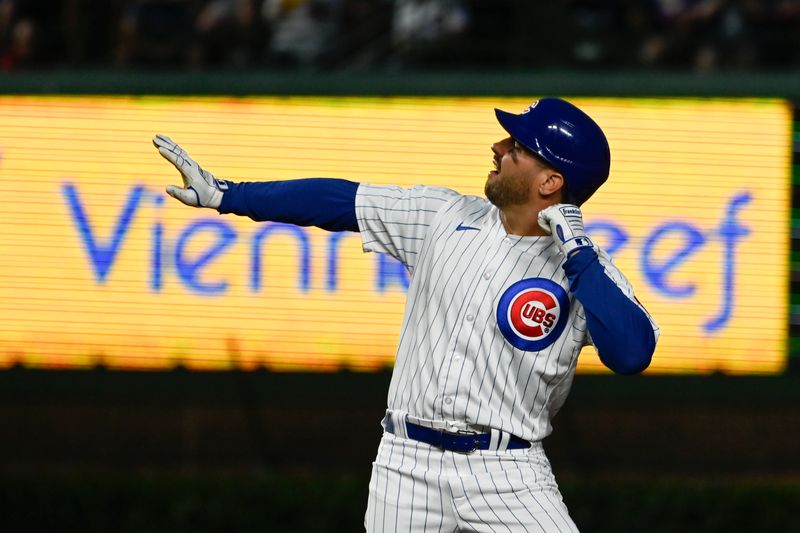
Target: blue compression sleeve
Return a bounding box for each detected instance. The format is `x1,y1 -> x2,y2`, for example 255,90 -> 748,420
563,250 -> 655,375
218,178 -> 359,232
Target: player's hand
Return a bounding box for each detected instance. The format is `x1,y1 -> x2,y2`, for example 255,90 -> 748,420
153,134 -> 227,209
537,204 -> 594,256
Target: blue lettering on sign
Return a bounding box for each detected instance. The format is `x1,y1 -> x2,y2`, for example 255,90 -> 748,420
585,221 -> 629,257
251,222 -> 310,292
62,183 -> 756,334
326,231 -> 351,291
151,194 -> 164,291
175,219 -> 236,294
704,192 -> 752,333
641,222 -> 706,297
377,254 -> 410,292
586,193 -> 753,334
62,182 -> 145,283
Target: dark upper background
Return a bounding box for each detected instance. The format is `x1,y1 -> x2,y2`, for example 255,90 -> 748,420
1,0 -> 799,73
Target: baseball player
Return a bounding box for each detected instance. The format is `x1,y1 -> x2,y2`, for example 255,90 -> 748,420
154,97 -> 659,532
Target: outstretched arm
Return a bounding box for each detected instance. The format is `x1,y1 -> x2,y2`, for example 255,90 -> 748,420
153,134 -> 359,232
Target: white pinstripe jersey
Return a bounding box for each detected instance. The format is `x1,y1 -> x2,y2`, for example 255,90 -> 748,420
356,184 -> 654,443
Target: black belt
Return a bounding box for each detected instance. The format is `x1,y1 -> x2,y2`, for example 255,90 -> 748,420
395,420 -> 531,453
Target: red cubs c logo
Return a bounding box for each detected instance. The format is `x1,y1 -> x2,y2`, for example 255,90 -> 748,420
520,303 -> 555,329
508,289 -> 560,339
497,278 -> 570,351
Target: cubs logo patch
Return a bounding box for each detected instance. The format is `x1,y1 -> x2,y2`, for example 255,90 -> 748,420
521,100 -> 539,114
497,278 -> 570,351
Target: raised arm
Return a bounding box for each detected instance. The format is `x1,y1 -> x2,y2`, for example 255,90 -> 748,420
538,204 -> 658,375
153,134 -> 359,232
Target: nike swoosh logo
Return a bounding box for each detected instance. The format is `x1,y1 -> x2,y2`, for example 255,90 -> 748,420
456,223 -> 480,232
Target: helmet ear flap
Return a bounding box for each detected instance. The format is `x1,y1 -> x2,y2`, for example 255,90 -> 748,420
495,98 -> 610,206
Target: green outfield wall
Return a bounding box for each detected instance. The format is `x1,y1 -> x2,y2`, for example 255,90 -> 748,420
1,69 -> 799,98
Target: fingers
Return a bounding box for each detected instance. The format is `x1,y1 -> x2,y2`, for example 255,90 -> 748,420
157,145 -> 181,166
153,134 -> 193,170
155,141 -> 196,190
157,135 -> 201,207
537,209 -> 553,235
152,134 -> 188,158
152,133 -> 174,149
166,184 -> 200,206
155,135 -> 222,209
153,133 -> 182,165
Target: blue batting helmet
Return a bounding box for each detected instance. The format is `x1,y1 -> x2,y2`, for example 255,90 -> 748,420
494,98 -> 610,206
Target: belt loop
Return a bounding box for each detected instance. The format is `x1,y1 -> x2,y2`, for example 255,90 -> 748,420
488,429 -> 500,451
498,431 -> 511,451
392,411 -> 408,439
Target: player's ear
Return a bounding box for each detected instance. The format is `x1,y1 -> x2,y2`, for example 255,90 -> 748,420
538,171 -> 565,199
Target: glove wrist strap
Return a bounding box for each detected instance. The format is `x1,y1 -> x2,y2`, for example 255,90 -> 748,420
560,235 -> 594,256
208,189 -> 223,209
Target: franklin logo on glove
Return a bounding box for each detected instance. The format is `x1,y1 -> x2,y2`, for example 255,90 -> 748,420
537,203 -> 595,256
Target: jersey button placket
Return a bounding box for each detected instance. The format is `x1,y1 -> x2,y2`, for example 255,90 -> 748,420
438,337 -> 458,417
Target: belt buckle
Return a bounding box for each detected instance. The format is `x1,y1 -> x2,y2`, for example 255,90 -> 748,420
439,429 -> 479,454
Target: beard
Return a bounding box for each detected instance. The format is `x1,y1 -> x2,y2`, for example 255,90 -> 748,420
485,172 -> 530,208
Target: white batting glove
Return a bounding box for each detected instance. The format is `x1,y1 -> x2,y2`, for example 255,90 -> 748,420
153,134 -> 227,209
537,204 -> 594,256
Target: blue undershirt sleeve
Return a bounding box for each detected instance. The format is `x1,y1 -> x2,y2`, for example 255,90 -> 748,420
563,250 -> 656,375
217,178 -> 359,232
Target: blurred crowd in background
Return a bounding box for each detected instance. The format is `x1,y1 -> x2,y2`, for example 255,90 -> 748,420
1,0 -> 799,72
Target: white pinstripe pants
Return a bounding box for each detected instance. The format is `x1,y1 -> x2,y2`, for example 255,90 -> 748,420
365,432 -> 579,533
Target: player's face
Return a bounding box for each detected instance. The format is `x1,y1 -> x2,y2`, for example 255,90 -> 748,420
485,137 -> 545,208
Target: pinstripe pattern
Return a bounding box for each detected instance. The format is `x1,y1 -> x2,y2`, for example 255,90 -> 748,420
366,433 -> 578,533
356,184 -> 653,442
357,184 -> 655,531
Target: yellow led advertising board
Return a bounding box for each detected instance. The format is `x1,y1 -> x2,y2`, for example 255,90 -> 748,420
0,96 -> 791,373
